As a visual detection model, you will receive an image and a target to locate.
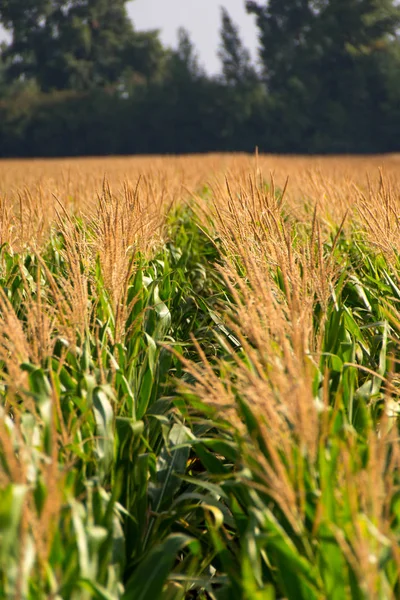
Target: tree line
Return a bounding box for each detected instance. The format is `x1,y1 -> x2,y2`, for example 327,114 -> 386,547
1,0 -> 400,157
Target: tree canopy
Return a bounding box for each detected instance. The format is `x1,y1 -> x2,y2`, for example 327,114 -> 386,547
0,0 -> 400,155
0,0 -> 165,90
245,0 -> 400,151
218,7 -> 257,86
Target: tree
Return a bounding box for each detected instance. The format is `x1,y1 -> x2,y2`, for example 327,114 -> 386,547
245,0 -> 316,89
167,27 -> 204,83
312,0 -> 400,150
246,0 -> 400,151
0,43 -> 8,96
246,0 -> 400,87
0,0 -> 165,91
218,7 -> 257,86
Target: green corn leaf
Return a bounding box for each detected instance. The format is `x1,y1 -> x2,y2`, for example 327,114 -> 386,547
93,387 -> 115,481
149,423 -> 191,513
122,534 -> 200,600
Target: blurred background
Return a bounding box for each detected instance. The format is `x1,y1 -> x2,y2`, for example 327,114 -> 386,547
1,0 -> 400,157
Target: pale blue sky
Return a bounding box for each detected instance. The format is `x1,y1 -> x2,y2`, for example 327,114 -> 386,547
128,0 -> 259,74
0,1 -> 259,76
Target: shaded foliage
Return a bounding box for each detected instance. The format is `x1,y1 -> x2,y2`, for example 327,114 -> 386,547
0,0 -> 400,155
0,0 -> 165,91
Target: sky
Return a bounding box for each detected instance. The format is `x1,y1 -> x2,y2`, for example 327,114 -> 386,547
128,0 -> 259,74
0,1 -> 259,76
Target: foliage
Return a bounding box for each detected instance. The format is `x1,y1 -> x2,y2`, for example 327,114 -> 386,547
246,0 -> 400,152
1,1 -> 400,154
0,0 -> 165,91
218,8 -> 257,87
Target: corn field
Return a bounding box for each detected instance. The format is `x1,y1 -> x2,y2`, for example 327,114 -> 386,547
1,153 -> 400,599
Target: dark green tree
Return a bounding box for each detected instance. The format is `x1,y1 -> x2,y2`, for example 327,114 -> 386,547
312,0 -> 400,151
246,0 -> 400,151
0,42 -> 8,95
245,0 -> 316,89
168,27 -> 204,83
0,0 -> 165,91
144,28 -> 206,153
246,0 -> 400,87
218,7 -> 257,86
